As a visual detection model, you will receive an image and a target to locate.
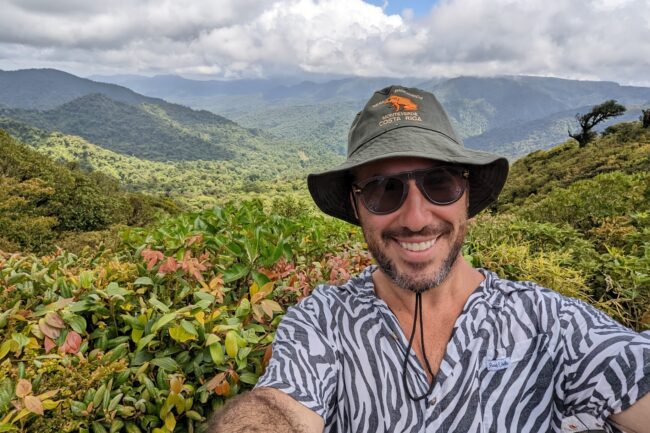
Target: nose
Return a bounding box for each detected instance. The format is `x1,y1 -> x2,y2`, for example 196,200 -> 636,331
397,179 -> 430,232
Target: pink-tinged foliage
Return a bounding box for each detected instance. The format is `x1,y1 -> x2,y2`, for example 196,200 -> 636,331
178,251 -> 210,282
141,248 -> 164,270
158,256 -> 179,274
59,331 -> 82,354
44,336 -> 56,353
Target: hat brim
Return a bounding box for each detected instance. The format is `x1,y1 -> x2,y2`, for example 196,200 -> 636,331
308,126 -> 509,225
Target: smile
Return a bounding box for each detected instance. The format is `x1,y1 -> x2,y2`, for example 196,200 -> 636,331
398,237 -> 438,252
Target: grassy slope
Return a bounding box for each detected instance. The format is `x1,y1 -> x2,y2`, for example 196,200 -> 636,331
497,122 -> 650,208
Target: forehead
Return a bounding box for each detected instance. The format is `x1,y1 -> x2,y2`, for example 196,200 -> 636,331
353,157 -> 446,179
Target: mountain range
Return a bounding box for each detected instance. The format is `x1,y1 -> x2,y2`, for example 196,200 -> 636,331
90,71 -> 650,158
1,68 -> 649,204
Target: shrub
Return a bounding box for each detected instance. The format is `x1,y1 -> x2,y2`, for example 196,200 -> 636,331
516,171 -> 649,232
0,200 -> 369,432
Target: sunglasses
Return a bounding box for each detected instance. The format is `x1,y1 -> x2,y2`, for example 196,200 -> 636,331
351,166 -> 469,215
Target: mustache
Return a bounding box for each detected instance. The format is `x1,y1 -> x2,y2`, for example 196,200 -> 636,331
381,222 -> 453,241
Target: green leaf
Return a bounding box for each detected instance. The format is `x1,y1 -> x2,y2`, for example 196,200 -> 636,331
225,331 -> 239,358
0,378 -> 14,412
103,343 -> 128,364
150,357 -> 179,372
11,333 -> 29,349
194,291 -> 215,303
105,282 -> 130,298
239,372 -> 259,385
131,328 -> 143,343
180,320 -> 198,337
235,299 -> 251,319
223,264 -> 249,283
204,333 -> 220,346
225,242 -> 242,256
67,315 -> 87,334
134,277 -> 154,286
251,270 -> 270,288
151,313 -> 176,333
148,298 -> 170,313
209,343 -> 224,365
121,315 -> 144,330
68,300 -> 92,313
79,271 -> 94,289
169,326 -> 196,343
194,299 -> 213,310
131,350 -> 153,366
136,334 -> 156,352
0,341 -> 13,361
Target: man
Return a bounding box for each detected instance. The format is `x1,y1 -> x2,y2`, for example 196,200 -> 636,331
211,86 -> 650,432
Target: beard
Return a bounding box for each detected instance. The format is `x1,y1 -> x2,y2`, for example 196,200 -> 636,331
363,221 -> 467,294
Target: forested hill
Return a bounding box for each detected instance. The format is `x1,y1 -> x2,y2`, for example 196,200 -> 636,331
0,69 -> 344,173
0,130 -> 178,253
0,93 -> 242,161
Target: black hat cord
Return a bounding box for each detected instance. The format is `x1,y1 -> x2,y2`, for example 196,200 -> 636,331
402,291 -> 436,401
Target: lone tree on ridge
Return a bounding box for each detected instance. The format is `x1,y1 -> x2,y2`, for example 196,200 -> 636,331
569,100 -> 626,147
641,108 -> 650,129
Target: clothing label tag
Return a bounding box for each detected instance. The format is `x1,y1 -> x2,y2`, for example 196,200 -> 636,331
486,357 -> 511,371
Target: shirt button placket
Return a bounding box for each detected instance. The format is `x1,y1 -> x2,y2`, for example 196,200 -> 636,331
425,395 -> 440,432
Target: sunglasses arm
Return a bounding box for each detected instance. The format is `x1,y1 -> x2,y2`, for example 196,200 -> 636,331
349,189 -> 361,222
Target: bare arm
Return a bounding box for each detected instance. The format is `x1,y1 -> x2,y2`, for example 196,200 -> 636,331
207,387 -> 324,433
608,392 -> 650,433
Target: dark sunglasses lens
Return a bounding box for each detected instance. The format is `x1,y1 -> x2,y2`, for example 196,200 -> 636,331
362,177 -> 405,213
422,168 -> 465,204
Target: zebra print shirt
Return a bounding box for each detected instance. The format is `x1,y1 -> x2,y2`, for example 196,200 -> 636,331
256,266 -> 650,432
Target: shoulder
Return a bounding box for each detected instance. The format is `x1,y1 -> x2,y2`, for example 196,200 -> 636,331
291,266 -> 377,310
478,269 -> 635,337
480,269 -> 566,314
281,266 -> 378,326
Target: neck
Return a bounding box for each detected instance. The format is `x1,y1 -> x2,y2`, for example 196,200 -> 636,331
373,256 -> 484,314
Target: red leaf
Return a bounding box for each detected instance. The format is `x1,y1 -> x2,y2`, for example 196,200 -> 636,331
214,381 -> 230,396
178,251 -> 208,282
141,248 -> 165,270
158,256 -> 179,274
44,336 -> 56,353
59,331 -> 82,354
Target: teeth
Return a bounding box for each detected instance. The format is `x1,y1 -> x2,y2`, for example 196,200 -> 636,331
399,238 -> 437,251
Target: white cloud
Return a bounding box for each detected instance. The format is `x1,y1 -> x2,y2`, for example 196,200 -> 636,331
0,0 -> 648,85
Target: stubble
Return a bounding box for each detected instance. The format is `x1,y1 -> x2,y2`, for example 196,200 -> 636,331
363,222 -> 467,294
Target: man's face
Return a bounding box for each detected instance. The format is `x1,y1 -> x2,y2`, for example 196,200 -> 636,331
353,157 -> 469,294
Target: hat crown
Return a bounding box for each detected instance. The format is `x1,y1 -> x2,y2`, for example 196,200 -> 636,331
348,85 -> 463,158
307,84 -> 509,225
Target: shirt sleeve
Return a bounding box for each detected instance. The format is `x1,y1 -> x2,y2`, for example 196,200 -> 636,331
559,296 -> 650,427
255,286 -> 339,421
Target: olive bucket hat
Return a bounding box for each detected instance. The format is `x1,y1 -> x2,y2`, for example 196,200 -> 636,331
307,85 -> 509,225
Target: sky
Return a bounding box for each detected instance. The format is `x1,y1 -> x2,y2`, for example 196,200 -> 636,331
0,0 -> 649,86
